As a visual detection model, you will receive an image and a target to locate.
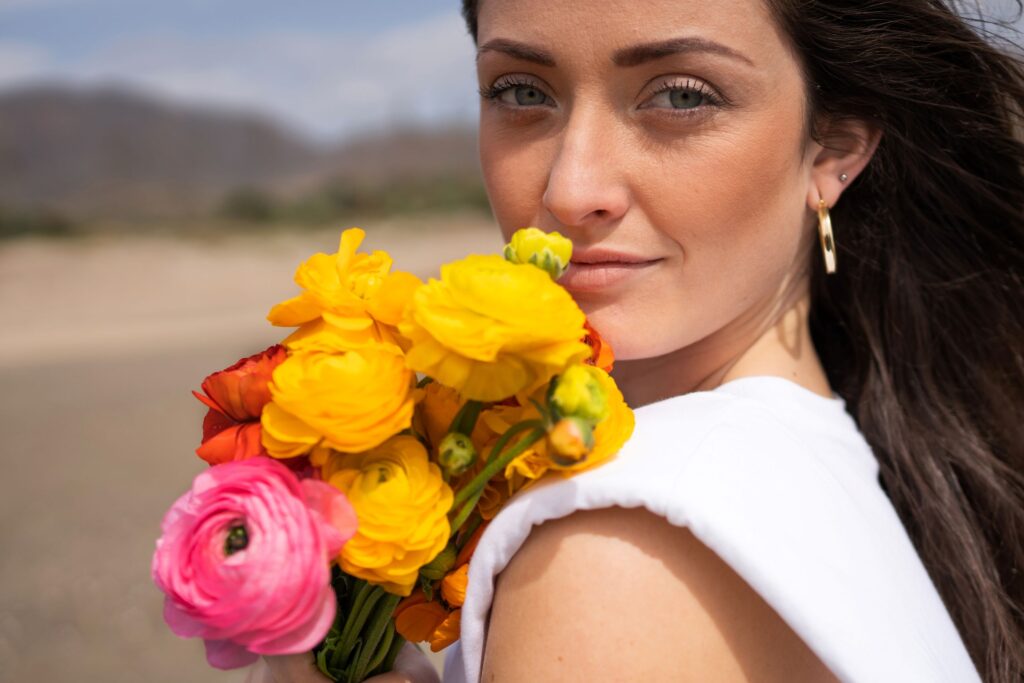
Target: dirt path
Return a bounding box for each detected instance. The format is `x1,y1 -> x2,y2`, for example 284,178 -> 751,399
0,217 -> 500,682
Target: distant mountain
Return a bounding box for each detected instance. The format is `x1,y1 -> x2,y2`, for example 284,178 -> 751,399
0,83 -> 480,221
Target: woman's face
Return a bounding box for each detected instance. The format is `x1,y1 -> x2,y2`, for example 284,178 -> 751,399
475,0 -> 819,362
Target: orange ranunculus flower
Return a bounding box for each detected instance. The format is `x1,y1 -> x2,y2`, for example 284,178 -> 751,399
476,476 -> 509,520
267,228 -> 422,353
394,591 -> 462,651
192,345 -> 287,464
455,522 -> 488,568
429,609 -> 462,652
583,320 -> 614,373
394,591 -> 449,643
441,564 -> 468,608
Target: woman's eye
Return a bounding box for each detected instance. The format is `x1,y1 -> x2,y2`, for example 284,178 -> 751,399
660,89 -> 705,109
504,85 -> 549,106
480,78 -> 553,108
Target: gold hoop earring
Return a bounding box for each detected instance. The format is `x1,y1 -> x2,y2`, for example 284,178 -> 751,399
817,198 -> 837,274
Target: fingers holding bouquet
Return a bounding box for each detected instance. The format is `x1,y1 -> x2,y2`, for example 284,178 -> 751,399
152,227 -> 634,681
254,642 -> 438,683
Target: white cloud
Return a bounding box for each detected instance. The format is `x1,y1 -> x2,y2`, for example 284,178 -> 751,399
0,11 -> 479,140
0,41 -> 50,82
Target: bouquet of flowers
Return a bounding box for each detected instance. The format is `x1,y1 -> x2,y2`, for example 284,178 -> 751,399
151,226 -> 635,681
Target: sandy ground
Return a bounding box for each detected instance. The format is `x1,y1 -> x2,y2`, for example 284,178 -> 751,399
0,216 -> 502,683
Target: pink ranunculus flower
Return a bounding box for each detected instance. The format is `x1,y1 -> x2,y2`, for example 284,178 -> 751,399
152,457 -> 357,669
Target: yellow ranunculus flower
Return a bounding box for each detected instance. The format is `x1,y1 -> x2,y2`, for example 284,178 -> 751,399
400,254 -> 591,402
503,447 -> 550,497
267,228 -> 422,352
366,270 -> 424,326
503,227 -> 573,280
324,435 -> 454,596
260,346 -> 415,456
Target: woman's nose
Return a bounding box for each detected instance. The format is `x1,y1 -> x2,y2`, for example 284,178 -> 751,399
541,109 -> 630,230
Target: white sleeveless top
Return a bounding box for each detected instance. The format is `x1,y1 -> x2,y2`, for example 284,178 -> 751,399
443,375 -> 981,682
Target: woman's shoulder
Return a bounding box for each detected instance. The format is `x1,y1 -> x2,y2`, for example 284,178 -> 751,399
446,376 -> 980,683
480,505 -> 840,682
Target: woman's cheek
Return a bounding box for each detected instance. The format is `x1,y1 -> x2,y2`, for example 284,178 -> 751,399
481,129 -> 545,231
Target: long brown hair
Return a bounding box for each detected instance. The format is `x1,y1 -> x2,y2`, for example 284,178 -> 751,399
459,1 -> 1024,680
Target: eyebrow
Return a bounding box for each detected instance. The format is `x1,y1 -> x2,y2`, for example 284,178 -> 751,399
613,36 -> 754,68
477,38 -> 557,67
476,36 -> 754,68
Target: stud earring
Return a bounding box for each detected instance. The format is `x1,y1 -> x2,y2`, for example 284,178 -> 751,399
839,173 -> 849,182
817,197 -> 837,274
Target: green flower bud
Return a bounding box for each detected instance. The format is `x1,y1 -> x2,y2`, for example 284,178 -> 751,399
438,432 -> 477,476
419,542 -> 457,581
548,416 -> 595,467
551,364 -> 609,422
503,227 -> 573,280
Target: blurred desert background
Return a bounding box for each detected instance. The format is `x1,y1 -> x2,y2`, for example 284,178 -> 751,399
0,1 -> 496,681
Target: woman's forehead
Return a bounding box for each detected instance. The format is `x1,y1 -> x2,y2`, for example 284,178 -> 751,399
474,0 -> 797,90
475,0 -> 784,62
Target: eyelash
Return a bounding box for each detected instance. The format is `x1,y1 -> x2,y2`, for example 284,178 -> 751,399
645,78 -> 725,115
478,75 -> 725,118
478,76 -> 549,106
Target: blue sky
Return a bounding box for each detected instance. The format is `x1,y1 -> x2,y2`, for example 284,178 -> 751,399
0,0 -> 478,140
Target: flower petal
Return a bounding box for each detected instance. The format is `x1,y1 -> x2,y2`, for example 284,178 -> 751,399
204,638 -> 259,669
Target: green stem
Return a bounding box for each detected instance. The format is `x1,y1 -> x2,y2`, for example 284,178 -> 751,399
447,399 -> 483,436
350,592 -> 402,682
336,581 -> 382,665
451,420 -> 545,510
456,513 -> 484,554
449,499 -> 478,540
343,641 -> 364,683
363,622 -> 396,676
450,426 -> 545,532
381,634 -> 407,672
334,580 -> 371,658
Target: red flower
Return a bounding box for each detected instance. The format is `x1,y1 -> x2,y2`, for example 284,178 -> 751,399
582,320 -> 614,373
192,345 -> 287,465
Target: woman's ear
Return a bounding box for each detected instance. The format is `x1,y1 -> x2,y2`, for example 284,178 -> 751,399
806,118 -> 883,210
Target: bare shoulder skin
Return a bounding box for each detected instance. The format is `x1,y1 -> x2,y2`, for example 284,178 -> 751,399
481,507 -> 840,682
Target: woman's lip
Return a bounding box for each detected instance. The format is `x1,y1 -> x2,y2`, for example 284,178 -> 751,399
570,249 -> 655,265
560,259 -> 662,292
